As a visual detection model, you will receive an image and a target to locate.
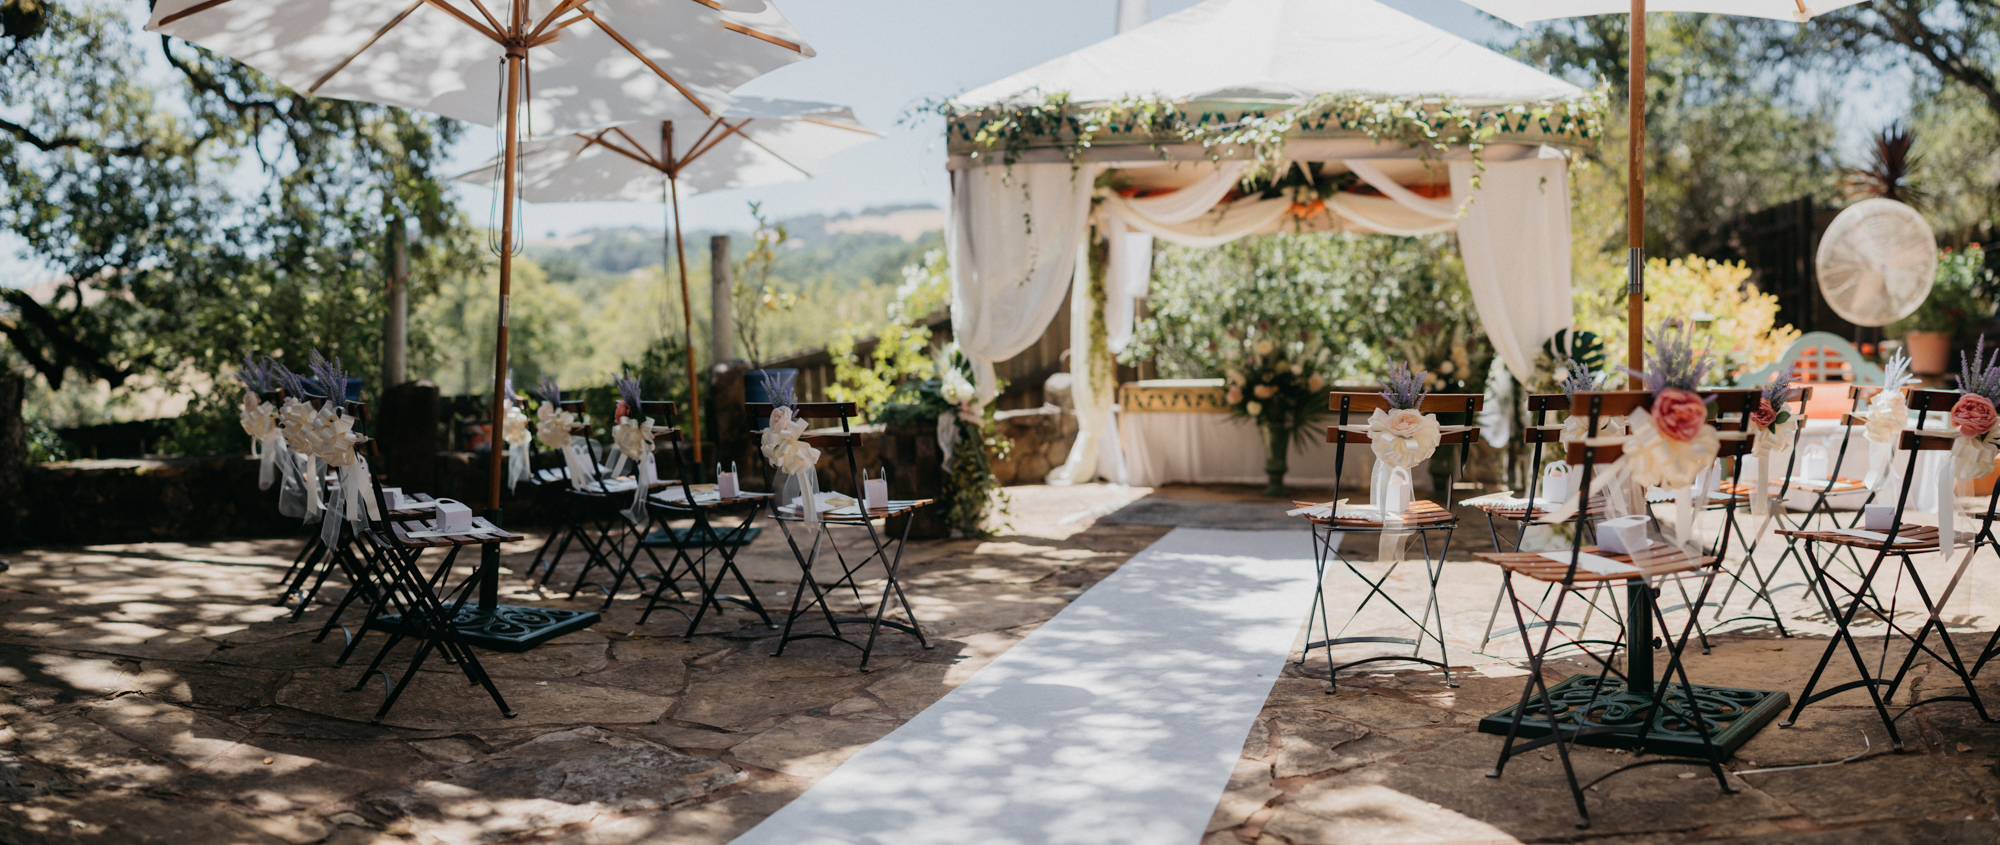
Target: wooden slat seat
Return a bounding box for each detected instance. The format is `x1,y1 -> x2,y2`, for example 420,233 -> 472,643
1296,498 -> 1455,529
1471,495 -> 1609,522
1474,543 -> 1714,584
1775,523 -> 1940,552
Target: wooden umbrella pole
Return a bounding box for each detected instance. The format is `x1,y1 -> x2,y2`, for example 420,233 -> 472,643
488,44 -> 524,514
665,122 -> 705,464
1627,0 -> 1646,387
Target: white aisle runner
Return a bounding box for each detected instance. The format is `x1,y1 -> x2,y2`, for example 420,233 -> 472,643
729,528 -> 1318,845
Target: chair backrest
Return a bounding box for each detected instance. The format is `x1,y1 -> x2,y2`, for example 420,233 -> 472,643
1324,391 -> 1481,509
1552,431 -> 1752,585
1703,388 -> 1759,432
745,401 -> 863,499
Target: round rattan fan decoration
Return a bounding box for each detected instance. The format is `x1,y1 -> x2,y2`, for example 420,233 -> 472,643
1815,198 -> 1937,327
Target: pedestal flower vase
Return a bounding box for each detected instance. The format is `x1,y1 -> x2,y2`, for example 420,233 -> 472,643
1261,424 -> 1290,497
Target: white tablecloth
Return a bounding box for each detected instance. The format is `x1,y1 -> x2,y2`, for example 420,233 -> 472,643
1118,410 -> 1408,490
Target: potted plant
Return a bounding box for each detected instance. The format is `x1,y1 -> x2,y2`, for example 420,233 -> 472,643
1894,247 -> 1996,374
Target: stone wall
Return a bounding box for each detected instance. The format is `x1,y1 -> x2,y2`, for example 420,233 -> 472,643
989,405 -> 1078,486
21,456 -> 301,546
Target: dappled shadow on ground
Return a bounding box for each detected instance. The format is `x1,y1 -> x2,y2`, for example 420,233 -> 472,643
3,486 -> 2000,844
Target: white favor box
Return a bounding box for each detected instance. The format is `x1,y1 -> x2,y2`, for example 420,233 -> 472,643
717,472 -> 739,499
1597,515 -> 1652,555
865,477 -> 890,510
1863,503 -> 1897,531
434,499 -> 474,533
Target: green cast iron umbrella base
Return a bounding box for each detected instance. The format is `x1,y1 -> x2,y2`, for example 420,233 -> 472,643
1479,674 -> 1789,759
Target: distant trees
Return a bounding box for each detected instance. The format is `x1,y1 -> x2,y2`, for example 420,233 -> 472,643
0,1 -> 478,396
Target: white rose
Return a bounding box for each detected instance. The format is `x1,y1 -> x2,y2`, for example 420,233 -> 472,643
1245,401 -> 1263,417
1368,408 -> 1441,469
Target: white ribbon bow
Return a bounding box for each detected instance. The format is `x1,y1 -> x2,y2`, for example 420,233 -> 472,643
763,407 -> 823,526
613,415 -> 664,524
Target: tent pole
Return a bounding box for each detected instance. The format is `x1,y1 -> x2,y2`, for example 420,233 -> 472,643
488,45 -> 524,516
665,122 -> 704,464
1626,0 -> 1646,387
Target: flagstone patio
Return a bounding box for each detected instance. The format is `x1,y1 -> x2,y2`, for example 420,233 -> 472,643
2,484 -> 1998,844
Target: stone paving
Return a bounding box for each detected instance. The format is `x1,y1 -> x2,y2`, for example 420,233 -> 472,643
1,483 -> 1998,844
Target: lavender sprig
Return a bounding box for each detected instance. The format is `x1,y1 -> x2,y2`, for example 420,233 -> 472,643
533,375 -> 562,407
1559,367 -> 1604,398
1379,361 -> 1427,409
307,351 -> 349,404
233,353 -> 278,394
1628,322 -> 1714,393
760,369 -> 798,409
272,360 -> 307,401
1759,368 -> 1797,407
1960,335 -> 2000,402
615,370 -> 644,416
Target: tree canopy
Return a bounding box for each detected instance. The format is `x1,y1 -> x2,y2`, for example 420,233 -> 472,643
0,0 -> 479,393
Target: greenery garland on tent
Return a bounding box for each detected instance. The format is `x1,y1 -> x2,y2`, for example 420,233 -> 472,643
923,89 -> 1608,185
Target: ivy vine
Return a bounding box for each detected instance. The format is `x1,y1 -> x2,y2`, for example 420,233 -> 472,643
922,88 -> 1608,184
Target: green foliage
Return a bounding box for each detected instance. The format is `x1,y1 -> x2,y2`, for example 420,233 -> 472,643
888,249 -> 950,323
157,387 -> 247,458
25,415 -> 70,463
943,419 -> 1010,538
929,90 -> 1606,184
826,322 -> 934,420
1895,247 -> 1997,340
1127,232 -> 1489,405
1512,15 -> 1840,258
0,1 -> 477,402
733,203 -> 800,365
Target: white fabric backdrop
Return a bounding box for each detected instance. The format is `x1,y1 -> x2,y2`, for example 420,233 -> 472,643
1450,148 -> 1574,414
949,163 -> 1097,404
952,150 -> 1576,485
1121,411 -> 1408,490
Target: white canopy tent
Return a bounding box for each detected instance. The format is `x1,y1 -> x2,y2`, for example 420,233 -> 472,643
945,0 -> 1596,484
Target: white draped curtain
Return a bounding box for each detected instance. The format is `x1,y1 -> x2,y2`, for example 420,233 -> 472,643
949,149 -> 1575,484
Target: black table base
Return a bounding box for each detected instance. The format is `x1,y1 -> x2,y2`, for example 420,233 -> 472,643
369,604 -> 599,653
1479,674 -> 1788,759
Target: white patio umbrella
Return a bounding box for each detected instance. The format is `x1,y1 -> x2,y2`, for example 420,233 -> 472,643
1455,0 -> 1870,379
456,98 -> 882,460
147,0 -> 816,512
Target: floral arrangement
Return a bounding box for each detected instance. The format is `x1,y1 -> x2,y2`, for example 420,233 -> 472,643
1623,323 -> 1719,490
1949,338 -> 2000,484
500,372 -> 531,492
1222,330 -> 1327,435
299,353 -> 367,468
1748,369 -> 1800,459
533,376 -> 575,451
610,370 -> 664,521
235,353 -> 281,442
1368,362 -> 1442,471
861,342 -> 1010,537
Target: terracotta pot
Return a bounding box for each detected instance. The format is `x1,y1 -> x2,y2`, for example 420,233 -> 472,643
1906,331 -> 1952,375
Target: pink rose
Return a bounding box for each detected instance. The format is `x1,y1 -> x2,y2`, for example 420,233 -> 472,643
1226,385 -> 1243,405
1253,384 -> 1278,399
1749,397 -> 1778,430
614,400 -> 630,421
1652,388 -> 1708,442
1951,394 -> 1997,438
